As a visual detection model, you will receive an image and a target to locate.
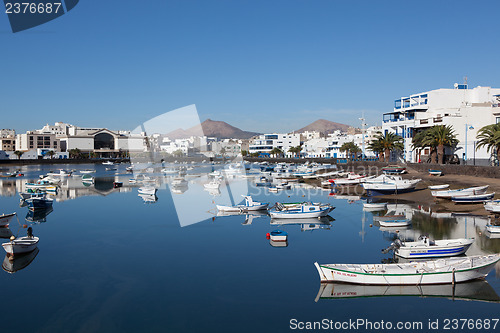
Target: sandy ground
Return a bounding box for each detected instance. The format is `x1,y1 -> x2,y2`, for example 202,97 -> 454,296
313,166 -> 500,217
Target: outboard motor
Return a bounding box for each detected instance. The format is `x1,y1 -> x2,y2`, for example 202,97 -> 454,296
382,238 -> 402,254
27,227 -> 34,238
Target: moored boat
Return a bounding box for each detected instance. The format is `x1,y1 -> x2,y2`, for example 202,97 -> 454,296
429,169 -> 442,176
486,224 -> 500,234
269,202 -> 333,219
314,254 -> 500,285
451,192 -> 495,203
384,236 -> 474,258
484,200 -> 500,213
216,196 -> 269,212
431,185 -> 489,199
381,165 -> 406,175
0,213 -> 16,227
2,228 -> 39,256
26,197 -> 53,210
362,175 -> 421,196
268,230 -> 288,242
428,184 -> 449,190
138,187 -> 156,196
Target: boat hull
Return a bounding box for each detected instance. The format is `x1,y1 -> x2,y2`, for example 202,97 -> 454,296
2,237 -> 39,255
216,203 -> 268,212
0,213 -> 16,227
269,208 -> 331,219
315,255 -> 500,285
396,240 -> 474,258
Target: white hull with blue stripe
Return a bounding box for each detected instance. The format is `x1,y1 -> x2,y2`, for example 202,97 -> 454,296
315,254 -> 500,285
269,202 -> 333,219
395,237 -> 474,259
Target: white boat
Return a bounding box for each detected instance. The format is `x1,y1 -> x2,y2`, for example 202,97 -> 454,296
171,177 -> 187,186
79,169 -> 95,174
428,184 -> 449,190
431,185 -> 489,199
204,181 -> 220,189
374,215 -> 411,227
451,192 -> 495,203
0,213 -> 16,227
25,180 -> 58,191
429,169 -> 442,176
484,200 -> 500,213
216,196 -> 269,212
2,248 -> 39,274
269,202 -> 333,219
362,175 -> 421,195
268,230 -> 288,242
328,173 -> 366,185
314,254 -> 500,285
362,202 -> 387,209
486,224 -> 500,233
162,168 -> 178,175
2,228 -> 39,255
386,236 -> 474,258
102,161 -> 114,165
138,187 -> 156,195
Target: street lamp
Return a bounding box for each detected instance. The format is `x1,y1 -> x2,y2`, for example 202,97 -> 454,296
465,124 -> 474,165
359,113 -> 367,160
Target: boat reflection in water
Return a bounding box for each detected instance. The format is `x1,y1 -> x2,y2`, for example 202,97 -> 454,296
215,210 -> 268,225
138,193 -> 158,204
0,228 -> 13,239
25,206 -> 53,223
270,216 -> 333,232
2,248 -> 39,274
270,239 -> 288,248
315,280 -> 500,303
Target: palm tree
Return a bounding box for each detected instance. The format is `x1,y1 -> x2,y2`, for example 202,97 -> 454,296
369,132 -> 403,162
339,141 -> 361,160
476,123 -> 500,166
47,150 -> 56,159
270,147 -> 283,158
367,139 -> 384,161
416,125 -> 458,164
288,146 -> 302,157
14,150 -> 23,160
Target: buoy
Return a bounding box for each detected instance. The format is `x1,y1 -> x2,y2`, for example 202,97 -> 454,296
266,233 -> 270,237
396,230 -> 400,233
10,236 -> 15,241
302,195 -> 305,197
22,224 -> 27,228
369,224 -> 373,227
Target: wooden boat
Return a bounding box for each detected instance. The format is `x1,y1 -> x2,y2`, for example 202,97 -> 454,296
431,185 -> 488,199
314,254 -> 500,285
47,169 -> 72,177
451,192 -> 495,203
362,175 -> 421,196
428,184 -> 449,190
385,236 -> 474,258
429,169 -> 442,176
216,196 -> 268,212
0,213 -> 16,227
484,200 -> 500,213
269,230 -> 288,242
362,202 -> 387,209
486,224 -> 500,234
381,165 -> 406,175
269,202 -> 333,219
102,161 -> 114,165
25,180 -> 58,191
314,280 -> 500,303
2,228 -> 39,255
269,239 -> 288,247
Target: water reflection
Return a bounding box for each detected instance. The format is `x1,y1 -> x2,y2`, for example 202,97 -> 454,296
25,206 -> 53,223
2,248 -> 39,274
315,280 -> 500,303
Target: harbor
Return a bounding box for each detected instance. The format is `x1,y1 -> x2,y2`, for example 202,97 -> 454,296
0,160 -> 499,331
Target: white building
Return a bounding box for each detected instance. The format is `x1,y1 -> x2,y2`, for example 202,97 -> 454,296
248,133 -> 301,157
382,84 -> 500,164
210,139 -> 242,157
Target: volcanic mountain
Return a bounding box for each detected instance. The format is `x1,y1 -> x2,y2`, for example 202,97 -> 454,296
166,119 -> 260,140
295,119 -> 351,134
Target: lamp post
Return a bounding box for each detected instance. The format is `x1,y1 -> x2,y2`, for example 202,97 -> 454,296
359,113 -> 367,160
464,124 -> 474,165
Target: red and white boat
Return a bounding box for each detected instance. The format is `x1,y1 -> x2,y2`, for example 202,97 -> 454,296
328,173 -> 366,185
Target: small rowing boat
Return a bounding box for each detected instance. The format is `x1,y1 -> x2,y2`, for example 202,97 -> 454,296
451,192 -> 495,203
431,185 -> 488,199
2,227 -> 39,256
0,213 -> 16,227
269,202 -> 334,219
428,184 -> 449,190
429,169 -> 442,176
268,230 -> 288,242
314,254 -> 500,285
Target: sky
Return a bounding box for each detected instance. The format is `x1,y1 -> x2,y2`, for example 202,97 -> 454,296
2,0 -> 500,134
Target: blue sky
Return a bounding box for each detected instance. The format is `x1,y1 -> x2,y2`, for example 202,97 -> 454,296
2,0 -> 500,134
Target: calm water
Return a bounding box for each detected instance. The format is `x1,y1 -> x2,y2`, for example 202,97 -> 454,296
0,163 -> 499,332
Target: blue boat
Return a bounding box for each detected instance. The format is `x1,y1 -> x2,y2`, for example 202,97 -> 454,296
269,230 -> 288,241
26,197 -> 54,210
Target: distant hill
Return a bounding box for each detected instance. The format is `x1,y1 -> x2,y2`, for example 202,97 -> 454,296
295,119 -> 351,134
166,119 -> 260,140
